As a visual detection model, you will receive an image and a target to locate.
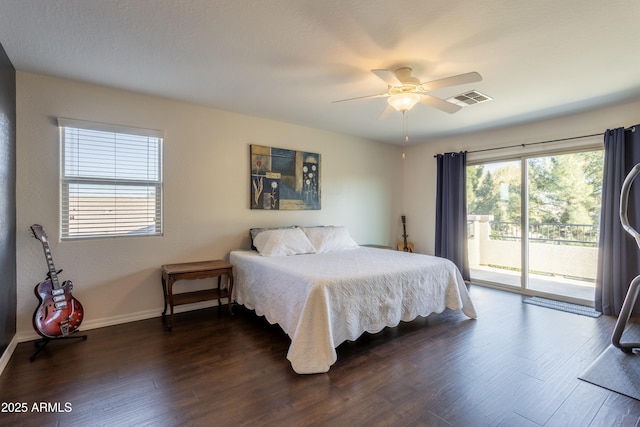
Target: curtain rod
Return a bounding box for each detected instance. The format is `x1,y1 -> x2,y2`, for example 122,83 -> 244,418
433,125 -> 636,158
467,132 -> 601,155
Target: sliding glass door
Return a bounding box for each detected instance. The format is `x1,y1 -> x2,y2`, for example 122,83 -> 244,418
525,152 -> 603,300
467,160 -> 521,289
466,150 -> 603,303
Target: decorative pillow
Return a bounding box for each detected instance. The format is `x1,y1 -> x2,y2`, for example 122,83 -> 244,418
250,226 -> 296,250
253,227 -> 316,256
301,226 -> 359,253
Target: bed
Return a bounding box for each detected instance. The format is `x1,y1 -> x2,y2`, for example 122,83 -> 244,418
229,226 -> 477,374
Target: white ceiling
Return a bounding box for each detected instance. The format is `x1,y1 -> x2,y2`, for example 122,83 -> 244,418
1,0 -> 639,145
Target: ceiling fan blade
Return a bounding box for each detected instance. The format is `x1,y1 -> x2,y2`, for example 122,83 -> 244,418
420,72 -> 482,91
332,93 -> 389,103
371,69 -> 402,86
377,105 -> 395,120
419,94 -> 462,114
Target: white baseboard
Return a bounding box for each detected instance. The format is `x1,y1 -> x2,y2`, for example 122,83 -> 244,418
0,298 -> 227,377
0,335 -> 19,377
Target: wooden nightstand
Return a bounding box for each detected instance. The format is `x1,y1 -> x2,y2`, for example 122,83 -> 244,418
161,260 -> 234,330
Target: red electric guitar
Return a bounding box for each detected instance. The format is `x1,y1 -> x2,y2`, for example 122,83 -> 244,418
31,224 -> 84,338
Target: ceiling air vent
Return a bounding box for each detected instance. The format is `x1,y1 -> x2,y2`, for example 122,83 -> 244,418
447,90 -> 492,107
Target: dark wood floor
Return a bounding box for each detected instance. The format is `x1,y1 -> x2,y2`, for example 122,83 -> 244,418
1,286 -> 638,426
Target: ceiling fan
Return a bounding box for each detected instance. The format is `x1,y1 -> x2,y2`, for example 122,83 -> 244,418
333,67 -> 483,116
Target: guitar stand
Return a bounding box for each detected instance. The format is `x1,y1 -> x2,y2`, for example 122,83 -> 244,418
30,333 -> 88,362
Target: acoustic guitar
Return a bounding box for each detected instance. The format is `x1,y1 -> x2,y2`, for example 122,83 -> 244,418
397,215 -> 414,252
31,224 -> 84,338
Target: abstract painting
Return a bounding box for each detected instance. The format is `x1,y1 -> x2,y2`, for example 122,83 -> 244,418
250,144 -> 320,210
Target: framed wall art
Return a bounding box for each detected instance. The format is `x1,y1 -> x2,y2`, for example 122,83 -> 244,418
250,144 -> 320,210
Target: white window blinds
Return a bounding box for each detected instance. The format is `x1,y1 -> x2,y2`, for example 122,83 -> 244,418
59,118 -> 163,239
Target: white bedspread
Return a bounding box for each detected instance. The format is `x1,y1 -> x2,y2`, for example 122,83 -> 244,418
229,247 -> 476,374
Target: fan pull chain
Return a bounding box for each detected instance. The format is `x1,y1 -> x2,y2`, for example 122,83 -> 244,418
402,111 -> 408,159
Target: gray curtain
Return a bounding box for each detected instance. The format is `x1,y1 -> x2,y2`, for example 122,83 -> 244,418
435,151 -> 470,281
596,126 -> 640,315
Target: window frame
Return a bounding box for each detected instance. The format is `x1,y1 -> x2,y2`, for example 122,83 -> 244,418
466,139 -> 604,304
58,118 -> 164,240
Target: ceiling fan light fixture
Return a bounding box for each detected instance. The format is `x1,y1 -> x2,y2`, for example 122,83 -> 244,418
387,92 -> 421,112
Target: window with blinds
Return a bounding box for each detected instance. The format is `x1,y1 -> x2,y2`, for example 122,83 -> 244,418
59,118 -> 163,239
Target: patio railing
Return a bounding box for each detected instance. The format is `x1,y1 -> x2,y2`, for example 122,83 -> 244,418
490,221 -> 599,247
467,215 -> 599,280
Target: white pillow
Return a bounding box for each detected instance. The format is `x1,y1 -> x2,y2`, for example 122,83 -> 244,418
301,226 -> 359,253
253,228 -> 316,256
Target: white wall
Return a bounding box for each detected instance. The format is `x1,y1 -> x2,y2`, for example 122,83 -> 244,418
403,97 -> 640,255
15,72 -> 403,338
